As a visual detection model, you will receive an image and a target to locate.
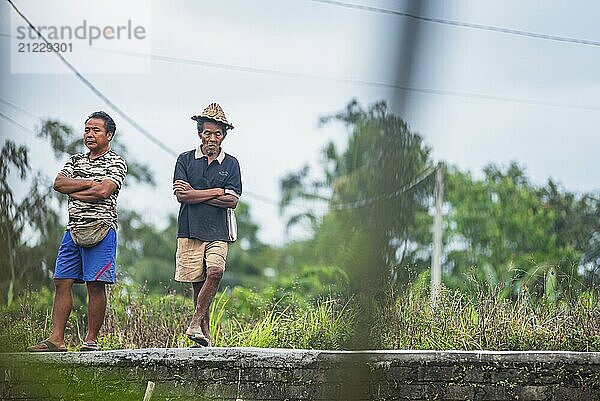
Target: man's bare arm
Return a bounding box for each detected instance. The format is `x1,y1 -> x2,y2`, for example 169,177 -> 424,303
68,192 -> 102,202
174,189 -> 218,204
203,194 -> 238,209
174,187 -> 224,204
173,180 -> 223,204
53,173 -> 93,194
68,180 -> 117,202
173,180 -> 238,207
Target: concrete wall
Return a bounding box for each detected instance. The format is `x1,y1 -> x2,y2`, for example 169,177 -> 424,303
1,348 -> 599,400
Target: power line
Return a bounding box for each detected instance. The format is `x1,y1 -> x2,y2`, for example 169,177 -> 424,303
2,32 -> 600,113
329,166 -> 436,210
0,110 -> 34,133
3,5 -> 597,237
56,44 -> 600,113
0,96 -> 286,207
310,0 -> 600,48
0,98 -> 38,120
5,0 -> 177,158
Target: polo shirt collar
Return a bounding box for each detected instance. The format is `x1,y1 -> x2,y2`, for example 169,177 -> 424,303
195,145 -> 225,163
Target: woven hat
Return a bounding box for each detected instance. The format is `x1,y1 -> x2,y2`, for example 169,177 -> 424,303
191,103 -> 234,130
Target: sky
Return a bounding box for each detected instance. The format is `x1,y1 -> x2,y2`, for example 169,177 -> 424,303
1,0 -> 599,246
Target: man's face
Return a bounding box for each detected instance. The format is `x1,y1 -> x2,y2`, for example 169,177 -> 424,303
199,120 -> 225,156
84,118 -> 113,153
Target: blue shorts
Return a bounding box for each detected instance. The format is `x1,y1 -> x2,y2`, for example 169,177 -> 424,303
54,228 -> 117,283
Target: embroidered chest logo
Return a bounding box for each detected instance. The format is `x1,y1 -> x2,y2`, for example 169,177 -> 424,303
218,171 -> 229,177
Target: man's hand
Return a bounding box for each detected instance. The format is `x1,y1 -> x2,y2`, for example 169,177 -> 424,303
173,180 -> 194,194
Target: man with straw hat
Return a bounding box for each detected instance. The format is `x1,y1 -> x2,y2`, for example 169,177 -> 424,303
173,102 -> 242,347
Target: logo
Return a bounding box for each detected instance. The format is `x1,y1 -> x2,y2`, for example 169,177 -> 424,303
10,0 -> 151,74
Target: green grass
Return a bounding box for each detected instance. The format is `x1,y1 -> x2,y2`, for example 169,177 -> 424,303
372,285 -> 600,351
220,298 -> 353,349
1,281 -> 598,352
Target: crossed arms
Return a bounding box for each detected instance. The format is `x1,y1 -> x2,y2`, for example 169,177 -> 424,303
54,173 -> 237,208
173,180 -> 238,209
53,174 -> 117,202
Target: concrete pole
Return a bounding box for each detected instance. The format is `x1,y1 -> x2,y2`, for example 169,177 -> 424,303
431,162 -> 443,302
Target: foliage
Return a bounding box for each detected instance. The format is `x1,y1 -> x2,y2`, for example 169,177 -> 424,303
444,163 -> 600,297
117,211 -> 178,293
280,99 -> 434,290
2,280 -> 598,352
373,280 -> 600,352
0,281 -> 353,351
0,141 -> 63,304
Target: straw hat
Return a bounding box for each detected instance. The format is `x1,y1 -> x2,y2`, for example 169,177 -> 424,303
191,103 -> 234,130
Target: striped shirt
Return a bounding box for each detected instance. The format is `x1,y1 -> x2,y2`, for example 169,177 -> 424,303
59,149 -> 127,230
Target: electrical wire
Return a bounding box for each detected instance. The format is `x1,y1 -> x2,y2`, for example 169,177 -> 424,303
3,0 -> 444,211
329,165 -> 436,210
0,98 -> 38,120
310,0 -> 600,48
0,110 -> 34,133
5,0 -> 177,158
77,47 -> 600,112
2,31 -> 600,112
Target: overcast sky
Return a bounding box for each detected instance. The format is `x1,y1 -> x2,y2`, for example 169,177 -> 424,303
1,0 -> 599,245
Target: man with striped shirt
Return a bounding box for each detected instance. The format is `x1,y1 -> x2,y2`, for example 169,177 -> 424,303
28,111 -> 127,352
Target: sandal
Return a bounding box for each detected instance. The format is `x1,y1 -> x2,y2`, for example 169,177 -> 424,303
187,331 -> 209,347
27,340 -> 67,352
80,341 -> 99,351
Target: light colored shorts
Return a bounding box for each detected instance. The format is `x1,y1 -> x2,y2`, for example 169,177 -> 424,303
175,238 -> 228,282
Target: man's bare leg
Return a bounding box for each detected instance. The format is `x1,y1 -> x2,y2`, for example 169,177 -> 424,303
85,281 -> 106,344
192,281 -> 211,343
46,279 -> 75,348
187,267 -> 223,342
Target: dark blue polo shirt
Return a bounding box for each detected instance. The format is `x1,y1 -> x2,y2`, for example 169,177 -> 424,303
174,147 -> 242,242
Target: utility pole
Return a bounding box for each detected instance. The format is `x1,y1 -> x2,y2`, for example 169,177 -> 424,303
431,162 -> 443,302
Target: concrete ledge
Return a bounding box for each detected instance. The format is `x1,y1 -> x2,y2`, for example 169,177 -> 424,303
2,348 -> 600,400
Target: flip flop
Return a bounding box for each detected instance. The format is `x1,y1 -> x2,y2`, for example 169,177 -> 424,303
27,340 -> 67,353
80,341 -> 99,352
187,331 -> 209,347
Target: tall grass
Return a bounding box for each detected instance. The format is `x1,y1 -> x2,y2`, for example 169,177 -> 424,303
1,281 -> 598,352
0,290 -> 53,351
220,299 -> 352,349
0,283 -> 353,351
373,285 -> 600,351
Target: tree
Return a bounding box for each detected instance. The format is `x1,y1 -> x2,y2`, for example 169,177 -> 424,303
444,162 -> 600,297
280,100 -> 434,290
540,179 -> 600,286
0,141 -> 58,304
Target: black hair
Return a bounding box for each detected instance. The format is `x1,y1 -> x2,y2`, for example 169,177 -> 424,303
86,111 -> 116,135
197,118 -> 227,135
